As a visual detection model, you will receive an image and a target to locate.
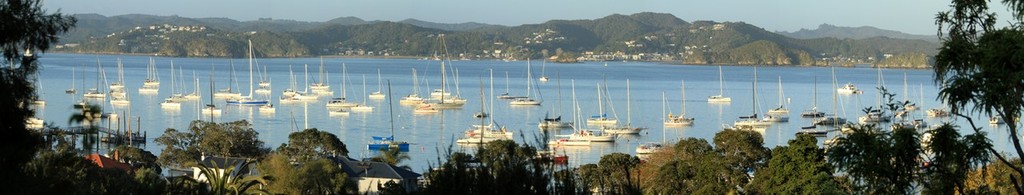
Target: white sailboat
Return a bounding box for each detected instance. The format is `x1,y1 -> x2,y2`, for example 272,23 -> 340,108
368,69 -> 385,99
902,73 -> 918,111
763,77 -> 790,122
202,74 -> 222,116
214,60 -> 242,99
510,59 -> 541,106
735,67 -> 772,128
859,67 -> 891,124
815,66 -> 848,126
142,57 -> 160,87
310,57 -> 333,95
400,68 -> 425,105
457,78 -> 512,144
707,66 -> 731,103
227,40 -> 271,105
326,63 -> 357,108
664,80 -> 695,126
161,61 -> 181,109
65,65 -> 77,94
421,60 -> 465,109
349,75 -> 374,112
184,72 -> 201,100
603,79 -> 646,134
255,65 -> 272,94
108,58 -> 126,98
837,83 -> 863,94
638,103 -> 667,154
547,80 -> 593,147
586,83 -> 618,125
84,59 -> 107,99
538,59 -> 550,82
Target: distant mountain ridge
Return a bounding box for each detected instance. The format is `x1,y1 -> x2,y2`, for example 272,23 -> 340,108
777,24 -> 939,42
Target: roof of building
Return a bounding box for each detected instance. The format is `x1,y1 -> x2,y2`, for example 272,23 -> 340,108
197,156 -> 255,175
335,157 -> 421,180
85,153 -> 133,172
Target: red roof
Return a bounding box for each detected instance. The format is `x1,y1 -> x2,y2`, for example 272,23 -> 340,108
85,154 -> 133,172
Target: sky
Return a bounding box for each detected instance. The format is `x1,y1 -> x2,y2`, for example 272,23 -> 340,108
42,0 -> 1013,35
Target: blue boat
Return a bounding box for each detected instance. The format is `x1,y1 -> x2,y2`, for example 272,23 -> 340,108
367,136 -> 410,152
367,81 -> 410,152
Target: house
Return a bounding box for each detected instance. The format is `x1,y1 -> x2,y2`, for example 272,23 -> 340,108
191,156 -> 255,183
336,157 -> 421,194
85,153 -> 133,172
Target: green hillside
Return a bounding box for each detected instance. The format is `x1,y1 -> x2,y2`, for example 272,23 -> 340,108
55,12 -> 939,66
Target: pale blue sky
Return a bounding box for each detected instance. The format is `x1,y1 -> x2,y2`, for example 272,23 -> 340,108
43,0 -> 1012,35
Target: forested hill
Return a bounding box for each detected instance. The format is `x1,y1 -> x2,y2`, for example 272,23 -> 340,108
56,13 -> 938,67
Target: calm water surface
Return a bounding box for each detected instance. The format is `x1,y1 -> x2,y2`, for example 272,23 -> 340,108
33,53 -> 1014,172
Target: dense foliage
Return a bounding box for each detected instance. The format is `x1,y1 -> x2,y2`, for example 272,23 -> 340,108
155,120 -> 270,168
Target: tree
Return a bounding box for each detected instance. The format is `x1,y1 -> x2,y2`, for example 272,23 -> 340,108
748,135 -> 844,194
276,128 -> 348,162
111,145 -> 161,173
827,125 -> 921,194
597,153 -> 641,194
713,128 -> 770,188
193,160 -> 269,195
67,103 -> 102,153
156,120 -> 270,168
0,2 -> 75,189
372,148 -> 411,168
935,0 -> 1024,193
920,124 -> 991,194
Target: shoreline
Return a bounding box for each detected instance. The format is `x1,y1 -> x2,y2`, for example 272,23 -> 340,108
46,51 -> 931,70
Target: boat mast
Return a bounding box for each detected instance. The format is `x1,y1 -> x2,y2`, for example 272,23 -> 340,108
681,80 -> 686,116
626,79 -> 631,126
597,83 -> 603,118
526,59 -> 532,98
718,66 -> 724,96
248,40 -> 255,97
777,76 -> 783,109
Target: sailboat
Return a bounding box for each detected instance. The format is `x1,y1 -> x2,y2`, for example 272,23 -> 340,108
603,79 -> 646,134
310,57 -> 333,95
83,59 -> 107,99
255,65 -> 272,94
65,65 -> 77,94
367,81 -> 410,152
734,67 -> 772,129
858,67 -> 891,124
31,72 -> 46,105
368,69 -> 385,99
801,77 -> 825,117
837,83 -> 863,94
202,72 -> 222,116
421,61 -> 465,109
214,60 -> 243,99
110,87 -> 130,106
564,80 -> 616,142
902,73 -> 918,111
763,77 -> 790,122
226,40 -> 270,105
586,83 -> 618,125
400,68 -> 425,104
538,59 -> 550,82
815,66 -> 848,126
510,59 -> 541,106
664,80 -> 695,126
326,63 -> 357,108
497,71 -> 518,99
161,61 -> 181,109
707,66 -> 731,103
184,72 -> 201,100
142,57 -> 160,87
638,98 -> 667,154
548,80 -> 594,147
349,75 -> 375,112
457,75 -> 512,144
108,58 -> 126,98
539,73 -> 572,129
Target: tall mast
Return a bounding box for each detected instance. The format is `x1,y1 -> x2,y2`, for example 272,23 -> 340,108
526,59 -> 532,98
342,63 -> 348,99
597,83 -> 603,116
777,76 -> 783,108
681,80 -> 686,116
626,79 -> 631,125
248,40 -> 254,96
718,66 -> 724,96
489,69 -> 495,125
